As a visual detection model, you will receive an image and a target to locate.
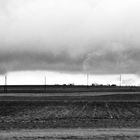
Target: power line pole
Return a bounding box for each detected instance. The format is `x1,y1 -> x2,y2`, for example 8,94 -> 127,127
87,73 -> 89,86
120,74 -> 122,87
5,75 -> 7,93
44,76 -> 46,93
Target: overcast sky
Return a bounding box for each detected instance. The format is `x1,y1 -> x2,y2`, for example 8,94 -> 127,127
0,0 -> 140,85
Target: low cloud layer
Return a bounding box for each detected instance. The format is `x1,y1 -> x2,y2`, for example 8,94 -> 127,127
0,0 -> 140,74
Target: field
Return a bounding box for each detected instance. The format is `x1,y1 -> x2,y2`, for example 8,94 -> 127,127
0,101 -> 140,130
1,92 -> 140,102
0,101 -> 140,139
1,85 -> 140,139
1,85 -> 140,93
1,128 -> 140,140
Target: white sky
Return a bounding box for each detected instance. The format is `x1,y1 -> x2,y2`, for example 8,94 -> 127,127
1,71 -> 139,86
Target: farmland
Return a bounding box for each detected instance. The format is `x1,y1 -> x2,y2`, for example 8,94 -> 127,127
0,85 -> 140,139
1,128 -> 140,140
1,85 -> 140,102
0,101 -> 140,130
1,85 -> 140,93
1,101 -> 140,139
0,85 -> 140,129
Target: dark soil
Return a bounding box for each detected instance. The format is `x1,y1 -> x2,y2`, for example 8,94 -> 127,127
0,101 -> 140,130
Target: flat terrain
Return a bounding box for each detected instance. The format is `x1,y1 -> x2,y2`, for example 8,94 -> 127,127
0,92 -> 140,102
0,86 -> 140,139
0,101 -> 140,130
1,128 -> 140,140
1,85 -> 140,102
1,85 -> 140,94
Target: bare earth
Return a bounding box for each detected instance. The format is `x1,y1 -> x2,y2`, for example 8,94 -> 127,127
0,92 -> 140,139
1,128 -> 140,140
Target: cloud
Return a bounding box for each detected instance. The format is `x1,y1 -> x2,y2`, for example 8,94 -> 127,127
0,0 -> 140,74
83,44 -> 140,74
